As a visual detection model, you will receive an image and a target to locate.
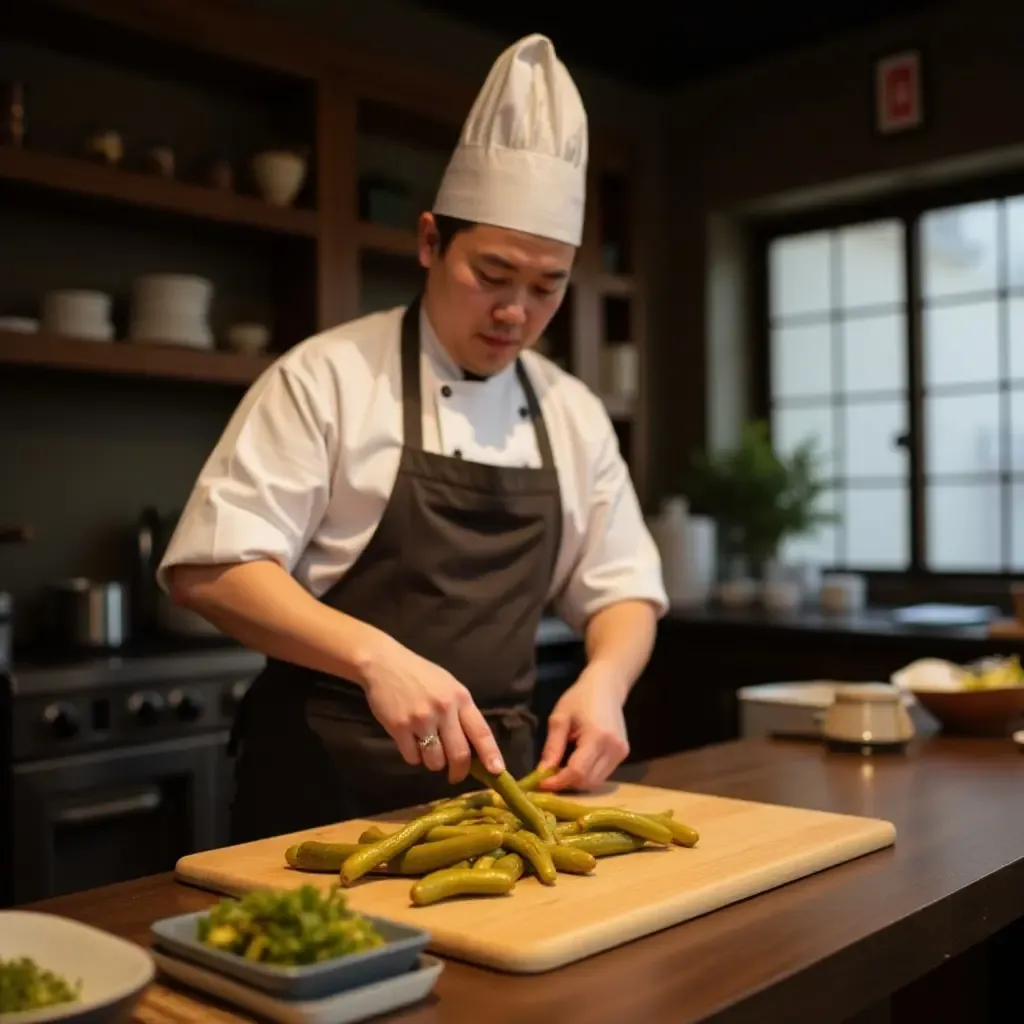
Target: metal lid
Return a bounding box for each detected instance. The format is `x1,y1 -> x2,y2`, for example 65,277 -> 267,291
833,682 -> 901,704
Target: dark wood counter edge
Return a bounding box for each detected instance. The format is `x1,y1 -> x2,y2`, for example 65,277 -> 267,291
19,739 -> 1024,1024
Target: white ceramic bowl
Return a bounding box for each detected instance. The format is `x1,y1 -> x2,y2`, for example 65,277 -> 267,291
252,150 -> 307,207
0,910 -> 154,1022
892,658 -> 1024,736
225,322 -> 270,355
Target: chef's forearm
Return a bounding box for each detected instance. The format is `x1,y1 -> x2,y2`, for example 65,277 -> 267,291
582,600 -> 658,702
166,560 -> 388,687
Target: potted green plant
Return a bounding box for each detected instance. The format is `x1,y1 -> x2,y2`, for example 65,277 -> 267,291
685,420 -> 835,583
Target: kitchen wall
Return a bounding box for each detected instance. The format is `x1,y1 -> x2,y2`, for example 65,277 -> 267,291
651,0 -> 1024,499
0,0 -> 656,647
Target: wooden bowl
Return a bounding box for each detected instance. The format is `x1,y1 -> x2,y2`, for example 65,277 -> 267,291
909,686 -> 1024,737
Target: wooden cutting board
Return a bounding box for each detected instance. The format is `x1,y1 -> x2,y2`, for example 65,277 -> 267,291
175,782 -> 895,973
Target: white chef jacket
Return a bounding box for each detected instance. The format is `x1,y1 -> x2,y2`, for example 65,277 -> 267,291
158,305 -> 668,634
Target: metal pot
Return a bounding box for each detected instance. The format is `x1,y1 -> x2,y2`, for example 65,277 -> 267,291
0,589 -> 11,673
0,525 -> 33,670
47,578 -> 129,650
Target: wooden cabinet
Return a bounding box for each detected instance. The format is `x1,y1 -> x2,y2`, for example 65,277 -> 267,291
0,0 -> 654,499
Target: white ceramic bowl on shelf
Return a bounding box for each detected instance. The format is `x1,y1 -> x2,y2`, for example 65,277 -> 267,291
41,290 -> 114,342
252,150 -> 306,206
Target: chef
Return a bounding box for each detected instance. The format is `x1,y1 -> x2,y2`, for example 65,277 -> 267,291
158,33 -> 668,844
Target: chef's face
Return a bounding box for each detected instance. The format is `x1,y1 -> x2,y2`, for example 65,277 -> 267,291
419,213 -> 575,377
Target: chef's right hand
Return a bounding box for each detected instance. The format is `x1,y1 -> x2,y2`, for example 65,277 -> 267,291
360,637 -> 505,784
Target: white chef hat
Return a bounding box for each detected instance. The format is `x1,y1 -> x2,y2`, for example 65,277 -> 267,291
432,34 -> 588,247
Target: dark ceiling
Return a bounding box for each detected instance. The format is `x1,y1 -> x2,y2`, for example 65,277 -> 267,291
413,0 -> 944,90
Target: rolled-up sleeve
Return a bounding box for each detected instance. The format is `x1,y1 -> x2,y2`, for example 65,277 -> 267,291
553,402 -> 669,632
157,357 -> 335,592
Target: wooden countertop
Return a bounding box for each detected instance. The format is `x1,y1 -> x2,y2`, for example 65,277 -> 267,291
21,737 -> 1024,1024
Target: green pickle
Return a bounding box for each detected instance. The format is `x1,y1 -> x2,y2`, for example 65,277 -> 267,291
282,760 -> 701,908
411,867 -> 514,907
468,758 -> 555,843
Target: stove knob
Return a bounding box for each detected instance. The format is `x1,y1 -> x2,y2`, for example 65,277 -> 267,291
169,689 -> 204,722
43,702 -> 79,740
128,691 -> 165,726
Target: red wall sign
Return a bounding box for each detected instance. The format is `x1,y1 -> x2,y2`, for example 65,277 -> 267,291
875,50 -> 922,135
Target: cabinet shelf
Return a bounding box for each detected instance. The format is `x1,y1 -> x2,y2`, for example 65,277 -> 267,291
0,329 -> 273,385
0,145 -> 319,238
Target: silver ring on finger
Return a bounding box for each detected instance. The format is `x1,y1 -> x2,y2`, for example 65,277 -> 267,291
417,733 -> 440,750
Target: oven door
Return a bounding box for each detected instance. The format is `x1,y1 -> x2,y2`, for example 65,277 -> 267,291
11,731 -> 230,905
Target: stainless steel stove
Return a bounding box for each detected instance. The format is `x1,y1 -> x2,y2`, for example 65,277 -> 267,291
1,640 -> 264,907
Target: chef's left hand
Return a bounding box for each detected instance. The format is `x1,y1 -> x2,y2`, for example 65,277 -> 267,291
536,663 -> 629,792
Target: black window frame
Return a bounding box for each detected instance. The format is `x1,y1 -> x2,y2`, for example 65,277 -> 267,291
750,167 -> 1024,608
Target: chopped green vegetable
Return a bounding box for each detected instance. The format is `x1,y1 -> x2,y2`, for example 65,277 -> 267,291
0,956 -> 82,1013
196,884 -> 385,966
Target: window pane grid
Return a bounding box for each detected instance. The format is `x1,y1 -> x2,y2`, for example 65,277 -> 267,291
772,390 -> 906,408
919,197 -> 1016,571
767,220 -> 909,571
999,199 -> 1013,572
770,302 -> 905,328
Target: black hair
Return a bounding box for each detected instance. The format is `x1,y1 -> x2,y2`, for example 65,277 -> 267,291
433,213 -> 476,255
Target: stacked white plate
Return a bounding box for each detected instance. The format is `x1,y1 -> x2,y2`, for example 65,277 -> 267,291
129,274 -> 214,349
41,289 -> 115,341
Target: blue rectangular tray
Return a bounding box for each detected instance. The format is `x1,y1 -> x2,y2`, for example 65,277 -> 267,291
150,908 -> 430,1001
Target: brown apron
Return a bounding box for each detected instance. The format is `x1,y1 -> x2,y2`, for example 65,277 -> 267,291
227,297 -> 563,843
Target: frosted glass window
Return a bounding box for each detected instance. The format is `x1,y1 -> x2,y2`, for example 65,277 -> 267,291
771,322 -> 832,400
1008,388 -> 1024,473
843,401 -> 907,479
1009,298 -> 1024,382
925,391 -> 1002,476
772,406 -> 836,477
923,301 -> 1000,388
927,482 -> 1003,570
1003,197 -> 1024,289
766,200 -> 1024,573
842,314 -> 906,394
769,232 -> 831,317
845,487 -> 909,569
1012,482 -> 1024,570
838,221 -> 905,309
921,201 -> 999,299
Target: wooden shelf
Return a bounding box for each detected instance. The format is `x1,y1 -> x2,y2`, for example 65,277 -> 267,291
0,329 -> 274,385
357,221 -> 420,258
0,145 -> 319,237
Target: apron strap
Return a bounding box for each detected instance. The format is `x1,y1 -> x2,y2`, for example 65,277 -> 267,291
515,359 -> 556,470
400,297 -> 424,449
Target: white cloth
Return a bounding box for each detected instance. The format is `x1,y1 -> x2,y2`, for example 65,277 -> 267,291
432,33 -> 587,246
157,306 -> 667,633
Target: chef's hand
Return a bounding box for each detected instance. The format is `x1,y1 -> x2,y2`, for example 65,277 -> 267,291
361,636 -> 505,784
536,663 -> 630,791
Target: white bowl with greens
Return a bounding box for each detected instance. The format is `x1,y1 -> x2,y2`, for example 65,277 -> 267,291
0,911 -> 154,1022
